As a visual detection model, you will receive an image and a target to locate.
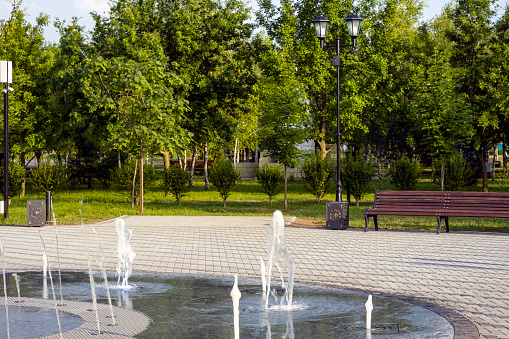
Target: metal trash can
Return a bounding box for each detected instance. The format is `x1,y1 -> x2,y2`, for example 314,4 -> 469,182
326,201 -> 349,229
27,200 -> 45,227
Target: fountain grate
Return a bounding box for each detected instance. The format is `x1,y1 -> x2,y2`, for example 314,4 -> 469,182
0,297 -> 152,338
339,323 -> 400,334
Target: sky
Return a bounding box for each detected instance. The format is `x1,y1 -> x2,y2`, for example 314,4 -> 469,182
0,0 -> 507,44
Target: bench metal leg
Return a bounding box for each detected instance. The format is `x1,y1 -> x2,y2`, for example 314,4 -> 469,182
445,217 -> 449,232
373,215 -> 378,231
364,211 -> 369,232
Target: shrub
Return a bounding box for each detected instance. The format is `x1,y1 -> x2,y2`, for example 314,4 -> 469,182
209,159 -> 241,208
256,163 -> 284,206
109,160 -> 156,201
0,161 -> 25,198
388,156 -> 422,190
28,162 -> 67,194
443,153 -> 477,191
341,154 -> 374,206
68,151 -> 124,188
164,165 -> 191,205
301,154 -> 334,203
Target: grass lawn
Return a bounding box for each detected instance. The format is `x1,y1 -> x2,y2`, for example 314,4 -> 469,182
2,173 -> 509,232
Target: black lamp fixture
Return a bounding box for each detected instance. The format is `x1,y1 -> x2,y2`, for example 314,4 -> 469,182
312,12 -> 362,229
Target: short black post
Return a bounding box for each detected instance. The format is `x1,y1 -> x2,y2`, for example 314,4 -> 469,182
45,191 -> 52,223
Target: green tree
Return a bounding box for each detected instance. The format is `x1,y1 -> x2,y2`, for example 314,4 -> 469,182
256,163 -> 284,206
209,159 -> 242,208
158,0 -> 257,189
256,60 -> 308,209
109,160 -> 157,205
413,13 -> 472,190
447,0 -> 499,192
341,154 -> 374,206
301,154 -> 334,203
388,155 -> 422,190
28,162 -> 67,194
438,152 -> 477,191
0,0 -> 54,170
84,2 -> 189,213
164,166 -> 191,206
0,161 -> 25,198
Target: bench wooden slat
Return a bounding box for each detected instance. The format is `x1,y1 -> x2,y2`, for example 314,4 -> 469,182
364,190 -> 509,233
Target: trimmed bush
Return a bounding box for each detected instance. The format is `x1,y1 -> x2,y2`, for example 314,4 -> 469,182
28,162 -> 67,194
164,165 -> 191,205
388,156 -> 422,190
301,154 -> 334,203
341,154 -> 374,206
109,160 -> 156,200
0,161 -> 25,198
256,163 -> 284,206
209,159 -> 241,208
443,153 -> 477,191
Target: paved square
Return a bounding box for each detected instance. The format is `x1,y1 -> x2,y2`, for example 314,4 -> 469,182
1,215 -> 508,338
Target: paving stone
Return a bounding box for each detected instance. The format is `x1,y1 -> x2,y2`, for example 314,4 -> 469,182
2,215 -> 508,338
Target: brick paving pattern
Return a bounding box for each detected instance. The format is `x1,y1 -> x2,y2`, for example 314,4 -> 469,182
1,215 -> 508,338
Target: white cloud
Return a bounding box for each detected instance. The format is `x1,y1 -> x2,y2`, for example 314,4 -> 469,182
74,0 -> 109,13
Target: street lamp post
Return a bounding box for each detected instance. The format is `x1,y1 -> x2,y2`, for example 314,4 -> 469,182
312,13 -> 362,229
0,61 -> 12,220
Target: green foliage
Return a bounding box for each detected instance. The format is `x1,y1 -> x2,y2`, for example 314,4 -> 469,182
0,1 -> 53,159
209,160 -> 242,207
389,156 -> 422,190
342,154 -> 375,206
28,162 -> 67,194
256,163 -> 284,205
301,154 -> 334,203
434,153 -> 477,191
165,166 -> 191,205
0,161 -> 25,198
109,161 -> 156,198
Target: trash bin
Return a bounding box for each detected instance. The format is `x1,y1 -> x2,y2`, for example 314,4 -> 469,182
326,201 -> 349,229
27,200 -> 45,227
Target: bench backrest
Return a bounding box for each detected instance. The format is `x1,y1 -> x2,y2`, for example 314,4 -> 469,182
373,190 -> 509,212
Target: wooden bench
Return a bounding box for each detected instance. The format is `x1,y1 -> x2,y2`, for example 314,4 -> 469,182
364,190 -> 509,233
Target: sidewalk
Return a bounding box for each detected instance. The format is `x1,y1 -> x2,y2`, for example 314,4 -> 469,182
1,215 -> 509,338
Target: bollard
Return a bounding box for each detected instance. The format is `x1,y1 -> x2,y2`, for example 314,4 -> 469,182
45,191 -> 51,223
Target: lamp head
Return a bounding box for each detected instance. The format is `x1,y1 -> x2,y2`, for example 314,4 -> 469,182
345,13 -> 362,43
312,15 -> 330,42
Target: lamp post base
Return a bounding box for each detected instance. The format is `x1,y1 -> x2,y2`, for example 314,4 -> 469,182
326,201 -> 349,230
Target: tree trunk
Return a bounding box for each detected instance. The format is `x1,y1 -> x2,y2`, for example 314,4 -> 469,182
441,160 -> 445,191
376,147 -> 382,180
204,139 -> 210,190
140,138 -> 144,214
284,166 -> 288,210
132,159 -> 138,209
317,118 -> 328,159
189,144 -> 198,187
161,150 -> 170,170
493,144 -> 497,181
503,143 -> 508,178
36,151 -> 42,168
177,149 -> 183,168
255,142 -> 259,163
234,138 -> 238,168
476,149 -> 488,192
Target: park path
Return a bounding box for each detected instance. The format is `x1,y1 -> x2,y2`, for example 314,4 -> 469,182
1,215 -> 508,338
